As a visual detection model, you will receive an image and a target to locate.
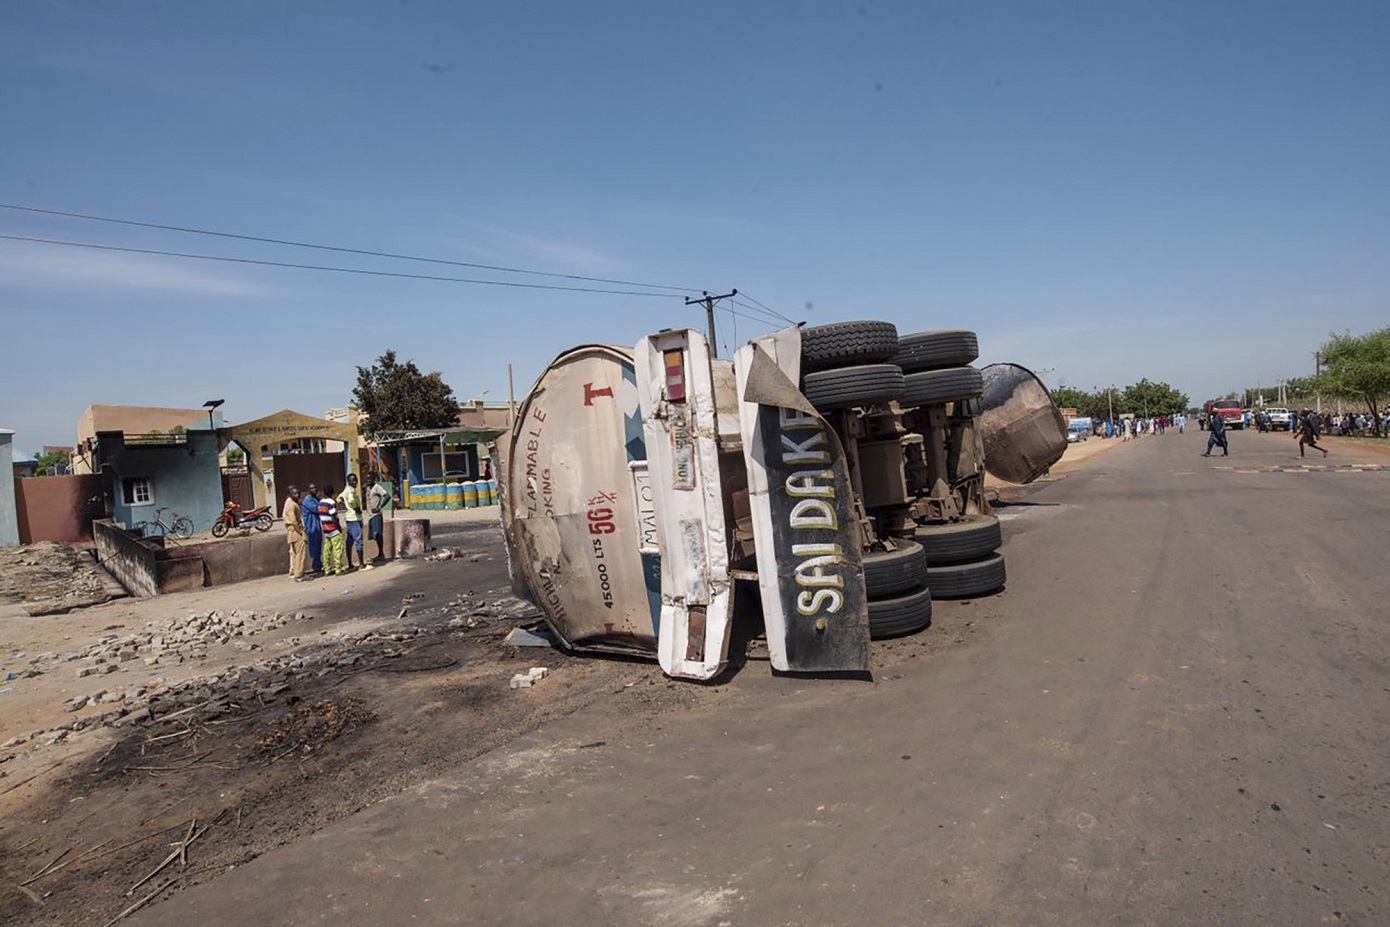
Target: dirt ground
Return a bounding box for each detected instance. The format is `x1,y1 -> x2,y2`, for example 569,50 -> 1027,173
0,504 -> 1004,927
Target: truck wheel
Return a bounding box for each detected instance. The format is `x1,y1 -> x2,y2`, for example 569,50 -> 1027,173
802,364 -> 904,410
863,540 -> 927,597
900,366 -> 983,406
913,515 -> 1001,564
868,585 -> 933,639
800,321 -> 899,373
894,330 -> 979,372
926,553 -> 1006,599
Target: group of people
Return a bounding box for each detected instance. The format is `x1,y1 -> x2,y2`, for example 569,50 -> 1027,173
281,472 -> 391,581
1204,409 -> 1330,459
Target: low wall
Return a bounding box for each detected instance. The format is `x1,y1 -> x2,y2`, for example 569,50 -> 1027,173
93,520 -> 162,597
182,533 -> 287,585
94,520 -> 290,595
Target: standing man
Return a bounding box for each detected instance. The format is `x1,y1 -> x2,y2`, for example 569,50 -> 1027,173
301,484 -> 323,575
338,473 -> 365,572
365,472 -> 390,565
1296,409 -> 1329,458
283,485 -> 309,581
318,484 -> 345,576
1203,409 -> 1229,457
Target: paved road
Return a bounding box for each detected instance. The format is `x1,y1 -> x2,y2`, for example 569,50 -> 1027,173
133,430 -> 1389,926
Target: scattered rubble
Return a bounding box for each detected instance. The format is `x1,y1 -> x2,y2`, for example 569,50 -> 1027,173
0,541 -> 128,614
509,666 -> 550,689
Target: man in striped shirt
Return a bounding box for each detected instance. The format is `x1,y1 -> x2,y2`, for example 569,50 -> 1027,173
318,484 -> 346,576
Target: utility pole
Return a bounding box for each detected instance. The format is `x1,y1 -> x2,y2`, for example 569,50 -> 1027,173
684,289 -> 737,357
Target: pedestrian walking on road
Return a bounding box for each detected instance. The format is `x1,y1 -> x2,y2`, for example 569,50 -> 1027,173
283,485 -> 309,581
318,484 -> 346,575
1297,409 -> 1328,458
301,484 -> 323,574
1203,410 -> 1229,456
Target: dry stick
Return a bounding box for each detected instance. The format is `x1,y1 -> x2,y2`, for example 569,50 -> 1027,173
0,759 -> 66,796
126,811 -> 222,896
142,728 -> 194,746
20,839 -> 113,885
21,846 -> 72,884
4,881 -> 43,906
102,876 -> 178,927
125,750 -> 213,772
78,819 -> 193,866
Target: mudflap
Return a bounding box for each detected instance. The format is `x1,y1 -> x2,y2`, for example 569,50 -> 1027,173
634,330 -> 733,680
734,328 -> 871,673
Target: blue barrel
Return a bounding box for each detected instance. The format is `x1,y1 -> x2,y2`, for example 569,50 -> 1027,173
485,478 -> 499,505
445,483 -> 463,509
460,481 -> 478,508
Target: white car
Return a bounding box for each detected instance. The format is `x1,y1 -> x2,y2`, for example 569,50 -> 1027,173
1264,408 -> 1292,431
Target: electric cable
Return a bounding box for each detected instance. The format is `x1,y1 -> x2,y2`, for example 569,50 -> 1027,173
0,234 -> 684,298
0,202 -> 703,294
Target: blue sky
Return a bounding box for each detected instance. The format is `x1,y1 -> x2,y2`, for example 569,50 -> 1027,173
3,1 -> 1387,447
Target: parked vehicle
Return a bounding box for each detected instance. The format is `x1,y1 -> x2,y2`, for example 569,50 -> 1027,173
1067,416 -> 1093,442
211,500 -> 274,537
1264,407 -> 1292,431
501,322 -> 1066,680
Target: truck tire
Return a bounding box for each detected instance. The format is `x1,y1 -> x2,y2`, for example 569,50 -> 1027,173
863,540 -> 927,597
868,585 -> 933,639
900,366 -> 983,406
926,553 -> 1006,599
800,321 -> 899,373
802,364 -> 904,410
913,515 -> 1001,564
894,330 -> 979,372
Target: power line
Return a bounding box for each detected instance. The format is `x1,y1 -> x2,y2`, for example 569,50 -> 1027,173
731,297 -> 791,327
0,234 -> 685,298
0,202 -> 703,294
735,290 -> 796,325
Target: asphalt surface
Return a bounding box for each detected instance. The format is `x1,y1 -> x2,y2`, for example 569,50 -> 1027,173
131,430 -> 1390,926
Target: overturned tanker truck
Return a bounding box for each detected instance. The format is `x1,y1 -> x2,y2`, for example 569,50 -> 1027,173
499,321 -> 1066,681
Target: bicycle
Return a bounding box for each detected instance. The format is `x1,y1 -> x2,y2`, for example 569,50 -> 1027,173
131,507 -> 195,540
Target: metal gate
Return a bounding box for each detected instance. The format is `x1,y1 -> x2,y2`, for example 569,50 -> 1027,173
272,453 -> 349,515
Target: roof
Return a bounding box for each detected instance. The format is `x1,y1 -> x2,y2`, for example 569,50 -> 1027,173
372,427 -> 507,447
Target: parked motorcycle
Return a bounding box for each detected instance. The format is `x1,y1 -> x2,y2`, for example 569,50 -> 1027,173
211,501 -> 275,537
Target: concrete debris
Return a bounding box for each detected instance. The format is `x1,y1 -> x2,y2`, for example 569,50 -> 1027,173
503,626 -> 557,648
509,666 -> 550,689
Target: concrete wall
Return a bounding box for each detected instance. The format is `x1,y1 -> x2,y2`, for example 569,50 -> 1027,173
100,431 -> 224,534
94,519 -> 287,595
15,473 -> 104,543
0,431 -> 17,546
183,532 -> 287,585
94,519 -> 162,597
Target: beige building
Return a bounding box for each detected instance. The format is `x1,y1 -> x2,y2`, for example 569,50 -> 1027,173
72,405 -> 221,474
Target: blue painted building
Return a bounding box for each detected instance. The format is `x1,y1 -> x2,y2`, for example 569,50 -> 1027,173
92,429 -> 225,534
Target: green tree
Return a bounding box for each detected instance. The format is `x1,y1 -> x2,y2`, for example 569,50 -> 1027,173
1316,328 -> 1390,437
1049,386 -> 1093,414
352,350 -> 462,439
1121,379 -> 1188,418
34,449 -> 71,475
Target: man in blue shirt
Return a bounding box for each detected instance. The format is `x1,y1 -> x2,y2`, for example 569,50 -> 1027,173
301,483 -> 323,574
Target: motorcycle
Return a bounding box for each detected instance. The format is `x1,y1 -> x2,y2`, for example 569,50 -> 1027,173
211,500 -> 275,537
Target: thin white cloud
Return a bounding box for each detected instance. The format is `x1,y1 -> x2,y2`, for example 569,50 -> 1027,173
0,243 -> 274,297
447,226 -> 625,273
